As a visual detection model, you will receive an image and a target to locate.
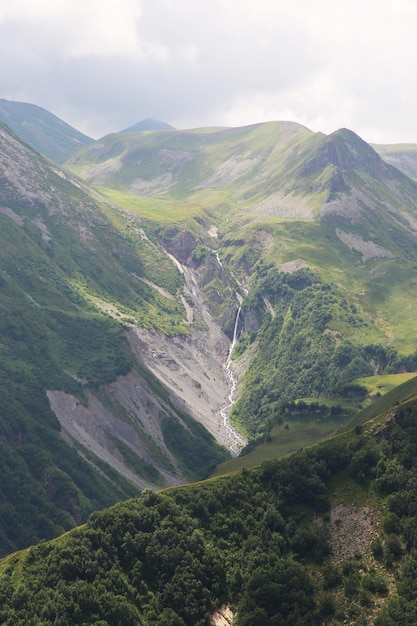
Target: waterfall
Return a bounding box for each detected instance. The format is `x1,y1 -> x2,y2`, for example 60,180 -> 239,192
220,307 -> 247,456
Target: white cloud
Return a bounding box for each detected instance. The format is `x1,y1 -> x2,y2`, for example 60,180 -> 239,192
1,0 -> 417,141
0,0 -> 143,59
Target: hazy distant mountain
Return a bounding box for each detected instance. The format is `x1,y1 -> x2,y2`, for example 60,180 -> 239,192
0,98 -> 93,163
121,118 -> 175,132
374,142 -> 417,181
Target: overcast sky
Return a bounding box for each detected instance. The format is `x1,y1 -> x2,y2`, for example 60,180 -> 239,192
1,0 -> 416,143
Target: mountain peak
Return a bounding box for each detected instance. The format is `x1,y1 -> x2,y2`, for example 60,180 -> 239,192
121,118 -> 175,132
297,127 -> 388,195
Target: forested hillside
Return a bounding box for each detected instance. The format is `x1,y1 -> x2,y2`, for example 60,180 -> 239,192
3,398 -> 417,624
232,265 -> 403,439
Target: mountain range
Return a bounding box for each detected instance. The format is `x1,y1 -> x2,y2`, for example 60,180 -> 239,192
2,99 -> 417,621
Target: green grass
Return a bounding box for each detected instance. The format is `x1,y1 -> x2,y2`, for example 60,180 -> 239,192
99,187 -> 206,224
344,374 -> 417,430
69,123 -> 417,360
215,373 -> 417,477
213,414 -> 346,476
353,372 -> 417,396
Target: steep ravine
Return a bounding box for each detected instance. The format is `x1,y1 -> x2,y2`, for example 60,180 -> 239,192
128,258 -> 246,453
49,247 -> 247,490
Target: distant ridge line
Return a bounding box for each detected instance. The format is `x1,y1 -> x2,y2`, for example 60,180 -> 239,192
121,118 -> 176,132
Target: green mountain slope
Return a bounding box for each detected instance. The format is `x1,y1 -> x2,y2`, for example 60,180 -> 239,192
66,120 -> 314,199
3,107 -> 417,622
65,121 -> 417,444
3,392 -> 417,624
5,109 -> 417,557
0,99 -> 93,163
66,124 -> 417,297
0,122 -> 229,554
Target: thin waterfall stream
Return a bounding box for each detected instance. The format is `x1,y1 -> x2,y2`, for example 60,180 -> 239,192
220,307 -> 247,456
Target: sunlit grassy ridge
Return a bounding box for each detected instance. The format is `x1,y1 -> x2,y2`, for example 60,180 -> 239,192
99,187 -> 206,225
67,121 -> 318,207
214,373 -> 417,475
354,372 -> 417,396
344,374 -> 417,430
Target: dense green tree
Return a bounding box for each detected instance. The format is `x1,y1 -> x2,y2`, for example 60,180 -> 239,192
233,267 -> 400,437
4,405 -> 417,623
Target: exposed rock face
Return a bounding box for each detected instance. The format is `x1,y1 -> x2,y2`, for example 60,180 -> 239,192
48,306 -> 239,491
302,129 -> 388,181
48,305 -> 239,490
48,369 -> 186,491
242,309 -> 259,333
327,503 -> 379,564
162,230 -> 196,265
127,327 -> 230,443
0,123 -> 66,209
211,605 -> 236,625
336,229 -> 396,261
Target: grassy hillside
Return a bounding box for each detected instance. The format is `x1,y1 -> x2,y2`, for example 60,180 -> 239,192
66,121 -> 315,202
66,123 -> 417,355
343,374 -> 417,430
65,120 -> 417,460
214,373 -> 417,475
3,393 -> 417,624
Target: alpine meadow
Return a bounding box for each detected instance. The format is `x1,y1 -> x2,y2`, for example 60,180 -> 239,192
3,99 -> 417,623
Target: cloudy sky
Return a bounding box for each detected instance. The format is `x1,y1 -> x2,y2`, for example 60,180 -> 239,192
1,0 -> 416,143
